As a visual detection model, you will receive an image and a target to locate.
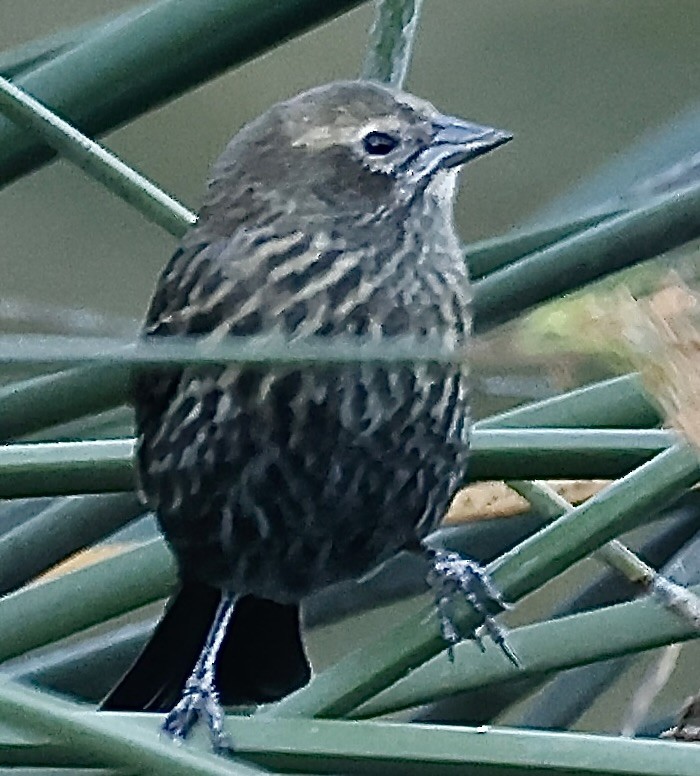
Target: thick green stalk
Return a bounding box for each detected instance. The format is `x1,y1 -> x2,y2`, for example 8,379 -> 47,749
0,365 -> 130,442
0,538 -> 175,662
0,7 -> 144,78
473,179 -> 700,332
466,209 -> 624,280
26,405 -> 134,443
2,684 -> 699,775
0,680 -> 265,776
3,688 -> 700,776
0,367 -> 659,447
468,428 -> 672,480
0,333 -> 458,368
0,440 -> 134,497
0,430 -> 674,498
354,582 -> 700,718
0,493 -> 143,594
477,373 -> 659,429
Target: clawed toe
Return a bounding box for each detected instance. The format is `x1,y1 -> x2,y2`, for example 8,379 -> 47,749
426,548 -> 519,666
162,678 -> 231,752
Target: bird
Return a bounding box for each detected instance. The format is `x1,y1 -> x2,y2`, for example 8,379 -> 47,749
101,80 -> 512,749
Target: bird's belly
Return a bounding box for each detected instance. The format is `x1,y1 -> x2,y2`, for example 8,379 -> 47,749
139,364 -> 470,602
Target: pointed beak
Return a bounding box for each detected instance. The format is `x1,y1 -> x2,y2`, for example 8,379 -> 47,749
432,116 -> 512,169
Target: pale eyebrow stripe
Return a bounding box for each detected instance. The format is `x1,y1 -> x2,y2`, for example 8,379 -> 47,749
292,115 -> 405,149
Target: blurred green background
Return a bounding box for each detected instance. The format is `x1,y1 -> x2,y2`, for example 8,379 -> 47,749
0,0 -> 699,329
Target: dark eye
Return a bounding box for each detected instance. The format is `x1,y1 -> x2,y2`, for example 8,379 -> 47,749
362,131 -> 400,156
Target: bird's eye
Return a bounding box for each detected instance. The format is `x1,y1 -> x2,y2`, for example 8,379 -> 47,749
362,131 -> 400,156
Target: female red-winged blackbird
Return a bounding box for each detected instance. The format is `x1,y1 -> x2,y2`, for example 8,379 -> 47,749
102,80 -> 511,748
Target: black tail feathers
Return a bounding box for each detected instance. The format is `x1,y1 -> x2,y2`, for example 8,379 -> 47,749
101,581 -> 311,712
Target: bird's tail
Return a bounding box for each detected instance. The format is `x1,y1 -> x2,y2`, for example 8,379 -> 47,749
101,581 -> 311,712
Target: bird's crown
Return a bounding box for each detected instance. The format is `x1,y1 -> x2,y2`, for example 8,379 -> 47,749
209,81 -> 509,203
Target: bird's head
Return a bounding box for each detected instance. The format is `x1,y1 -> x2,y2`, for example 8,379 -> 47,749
202,81 -> 511,226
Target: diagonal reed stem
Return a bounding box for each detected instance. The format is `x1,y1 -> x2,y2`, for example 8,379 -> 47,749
362,0 -> 425,88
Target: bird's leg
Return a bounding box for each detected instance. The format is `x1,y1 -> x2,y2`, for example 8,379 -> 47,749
424,547 -> 519,666
162,591 -> 238,751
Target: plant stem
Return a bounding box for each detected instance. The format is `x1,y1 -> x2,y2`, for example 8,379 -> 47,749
362,0 -> 425,88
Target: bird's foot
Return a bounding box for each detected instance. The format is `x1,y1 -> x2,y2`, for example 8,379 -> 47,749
426,548 -> 519,666
162,671 -> 231,753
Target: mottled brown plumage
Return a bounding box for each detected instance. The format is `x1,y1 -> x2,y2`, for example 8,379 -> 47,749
102,80 -> 511,748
